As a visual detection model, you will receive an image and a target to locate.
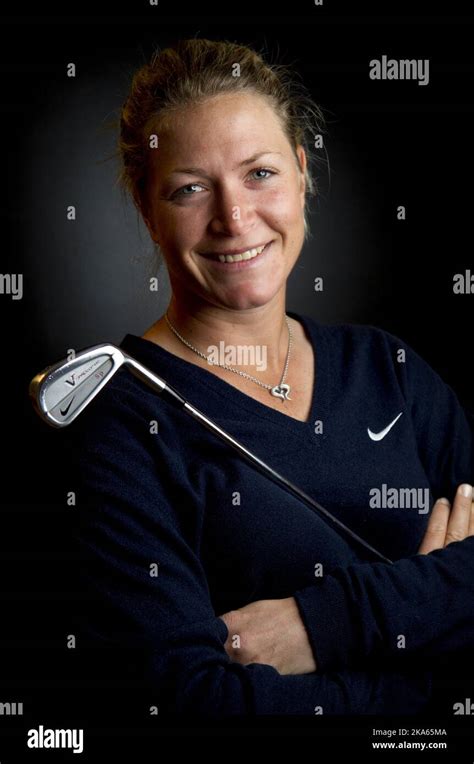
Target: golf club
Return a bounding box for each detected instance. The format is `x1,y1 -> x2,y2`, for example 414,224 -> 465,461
29,343 -> 393,564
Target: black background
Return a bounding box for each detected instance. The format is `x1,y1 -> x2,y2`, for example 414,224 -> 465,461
1,1 -> 473,758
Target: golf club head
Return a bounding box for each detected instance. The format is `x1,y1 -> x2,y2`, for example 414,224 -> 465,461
29,344 -> 126,428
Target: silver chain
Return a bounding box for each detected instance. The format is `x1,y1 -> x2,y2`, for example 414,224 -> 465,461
164,311 -> 293,397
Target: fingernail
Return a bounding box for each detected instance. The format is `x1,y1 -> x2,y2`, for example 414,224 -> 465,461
459,483 -> 473,498
437,497 -> 450,505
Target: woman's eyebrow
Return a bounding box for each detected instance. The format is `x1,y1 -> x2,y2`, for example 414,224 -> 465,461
169,151 -> 283,179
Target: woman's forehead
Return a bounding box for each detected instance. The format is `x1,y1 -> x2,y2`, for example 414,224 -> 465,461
155,92 -> 282,137
149,98 -> 289,170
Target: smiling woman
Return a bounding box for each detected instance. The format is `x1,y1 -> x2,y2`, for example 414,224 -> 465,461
124,91 -> 311,319
71,38 -> 474,718
116,40 -> 326,421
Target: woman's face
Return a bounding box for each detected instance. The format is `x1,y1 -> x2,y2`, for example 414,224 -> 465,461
142,91 -> 307,312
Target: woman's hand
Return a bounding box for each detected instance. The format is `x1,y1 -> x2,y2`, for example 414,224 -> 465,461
418,483 -> 474,554
218,483 -> 474,675
218,596 -> 317,676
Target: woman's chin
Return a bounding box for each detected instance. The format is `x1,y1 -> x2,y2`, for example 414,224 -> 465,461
209,287 -> 284,312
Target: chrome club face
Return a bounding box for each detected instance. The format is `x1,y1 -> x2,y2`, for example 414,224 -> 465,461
29,345 -> 127,428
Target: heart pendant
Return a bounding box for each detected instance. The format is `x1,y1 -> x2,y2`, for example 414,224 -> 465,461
271,383 -> 292,402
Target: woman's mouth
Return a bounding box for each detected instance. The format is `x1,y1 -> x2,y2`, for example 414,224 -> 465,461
197,240 -> 273,269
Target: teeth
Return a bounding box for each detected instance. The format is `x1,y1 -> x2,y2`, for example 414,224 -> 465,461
217,244 -> 266,263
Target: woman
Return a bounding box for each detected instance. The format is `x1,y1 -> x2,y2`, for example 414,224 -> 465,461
72,38 -> 474,716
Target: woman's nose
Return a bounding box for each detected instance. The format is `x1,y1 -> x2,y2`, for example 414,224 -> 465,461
208,189 -> 256,236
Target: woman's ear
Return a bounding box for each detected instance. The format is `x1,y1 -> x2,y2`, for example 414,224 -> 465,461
138,198 -> 160,243
133,189 -> 158,243
296,145 -> 307,202
142,215 -> 160,243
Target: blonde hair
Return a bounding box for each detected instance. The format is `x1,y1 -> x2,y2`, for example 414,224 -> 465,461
118,37 -> 328,246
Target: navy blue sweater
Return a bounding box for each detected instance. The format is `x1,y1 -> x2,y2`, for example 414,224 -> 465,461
70,311 -> 474,715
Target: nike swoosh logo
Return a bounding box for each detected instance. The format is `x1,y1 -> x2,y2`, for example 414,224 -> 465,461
368,412 -> 403,441
60,397 -> 75,416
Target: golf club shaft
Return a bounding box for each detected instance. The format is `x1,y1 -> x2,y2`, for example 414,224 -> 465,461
126,356 -> 393,564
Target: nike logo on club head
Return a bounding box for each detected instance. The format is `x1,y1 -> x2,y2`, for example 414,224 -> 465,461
368,412 -> 403,441
60,397 -> 75,416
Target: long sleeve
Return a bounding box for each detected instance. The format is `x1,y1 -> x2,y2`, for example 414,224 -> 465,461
70,385 -> 431,716
294,539 -> 474,672
294,329 -> 474,672
393,329 -> 474,500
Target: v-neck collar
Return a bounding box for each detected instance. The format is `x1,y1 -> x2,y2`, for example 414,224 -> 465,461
119,311 -> 330,438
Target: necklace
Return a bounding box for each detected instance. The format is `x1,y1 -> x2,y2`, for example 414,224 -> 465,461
164,311 -> 293,402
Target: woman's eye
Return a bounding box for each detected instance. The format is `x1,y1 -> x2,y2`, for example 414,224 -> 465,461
172,168 -> 276,199
250,167 -> 276,181
173,183 -> 205,198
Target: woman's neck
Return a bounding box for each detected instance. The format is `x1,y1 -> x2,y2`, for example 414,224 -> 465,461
145,295 -> 293,378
